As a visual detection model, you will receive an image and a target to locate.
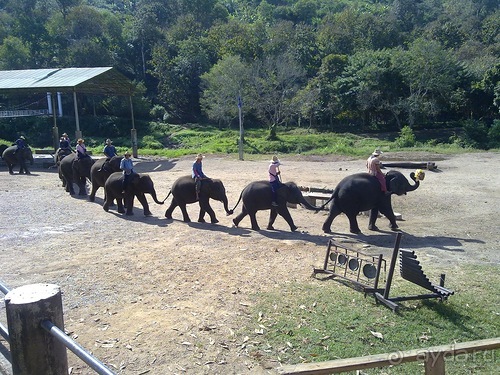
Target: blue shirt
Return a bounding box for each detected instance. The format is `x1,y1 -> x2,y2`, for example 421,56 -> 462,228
103,145 -> 117,158
192,161 -> 206,179
120,158 -> 134,175
15,139 -> 27,149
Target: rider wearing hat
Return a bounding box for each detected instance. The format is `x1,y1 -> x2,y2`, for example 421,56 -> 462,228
192,153 -> 208,200
366,149 -> 390,195
268,155 -> 282,207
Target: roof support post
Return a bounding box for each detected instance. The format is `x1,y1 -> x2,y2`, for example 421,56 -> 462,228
129,94 -> 138,158
73,90 -> 82,140
51,93 -> 59,151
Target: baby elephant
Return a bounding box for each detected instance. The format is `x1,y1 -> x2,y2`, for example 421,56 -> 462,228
104,172 -> 164,216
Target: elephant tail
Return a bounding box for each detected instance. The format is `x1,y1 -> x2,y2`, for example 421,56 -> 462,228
161,189 -> 172,204
230,191 -> 243,212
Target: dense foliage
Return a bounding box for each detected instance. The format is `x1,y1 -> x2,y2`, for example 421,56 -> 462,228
0,0 -> 499,144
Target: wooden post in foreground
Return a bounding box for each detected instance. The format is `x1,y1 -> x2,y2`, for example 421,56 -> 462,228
5,284 -> 68,375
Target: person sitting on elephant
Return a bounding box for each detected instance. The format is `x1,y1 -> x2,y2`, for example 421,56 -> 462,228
100,139 -> 118,172
366,149 -> 391,195
268,155 -> 282,207
13,136 -> 27,155
57,136 -> 73,162
192,153 -> 208,200
120,151 -> 134,192
62,133 -> 71,145
75,138 -> 90,159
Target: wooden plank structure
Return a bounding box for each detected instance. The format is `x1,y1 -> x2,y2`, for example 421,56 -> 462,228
277,337 -> 500,375
374,233 -> 454,312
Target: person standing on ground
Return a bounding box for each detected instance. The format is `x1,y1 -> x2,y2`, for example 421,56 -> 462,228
366,149 -> 390,195
120,151 -> 134,192
192,153 -> 208,200
268,155 -> 282,207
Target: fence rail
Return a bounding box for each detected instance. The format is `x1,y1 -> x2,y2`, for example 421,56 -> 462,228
278,337 -> 500,375
0,280 -> 115,375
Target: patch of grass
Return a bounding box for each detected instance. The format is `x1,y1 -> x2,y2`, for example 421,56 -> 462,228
242,264 -> 499,374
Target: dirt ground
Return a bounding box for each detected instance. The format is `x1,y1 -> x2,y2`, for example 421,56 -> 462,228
0,151 -> 498,374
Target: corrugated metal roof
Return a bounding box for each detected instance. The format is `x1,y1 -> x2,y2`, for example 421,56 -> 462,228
0,67 -> 133,95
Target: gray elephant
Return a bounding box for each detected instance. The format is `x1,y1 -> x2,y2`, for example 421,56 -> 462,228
89,156 -> 123,202
58,153 -> 95,195
2,145 -> 34,175
322,170 -> 421,234
103,172 -> 164,216
164,176 -> 233,223
231,181 -> 321,231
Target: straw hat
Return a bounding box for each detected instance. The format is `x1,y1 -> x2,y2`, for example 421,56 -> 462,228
77,138 -> 84,143
196,153 -> 204,160
62,133 -> 68,136
124,151 -> 131,156
372,149 -> 383,156
106,139 -> 112,144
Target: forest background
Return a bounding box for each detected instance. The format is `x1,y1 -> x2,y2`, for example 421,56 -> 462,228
0,0 -> 499,153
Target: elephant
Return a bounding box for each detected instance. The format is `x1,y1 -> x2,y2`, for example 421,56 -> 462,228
58,153 -> 95,195
103,172 -> 164,216
321,170 -> 420,234
2,146 -> 34,175
164,176 -> 233,223
89,156 -> 123,202
231,180 -> 321,231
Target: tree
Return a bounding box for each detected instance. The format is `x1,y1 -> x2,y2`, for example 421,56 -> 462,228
249,53 -> 306,139
0,35 -> 30,69
393,38 -> 461,126
200,55 -> 252,127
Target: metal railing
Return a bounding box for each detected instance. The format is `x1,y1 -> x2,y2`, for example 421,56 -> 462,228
0,280 -> 115,375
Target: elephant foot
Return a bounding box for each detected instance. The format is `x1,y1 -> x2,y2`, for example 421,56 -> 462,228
89,196 -> 95,202
184,219 -> 191,223
198,218 -> 206,223
118,208 -> 126,214
267,225 -> 275,230
126,211 -> 134,216
322,225 -> 332,234
165,213 -> 172,219
144,211 -> 153,216
232,219 -> 239,227
252,226 -> 261,231
103,205 -> 109,212
368,224 -> 378,231
390,226 -> 400,231
9,172 -> 14,175
290,225 -> 298,232
211,219 -> 219,224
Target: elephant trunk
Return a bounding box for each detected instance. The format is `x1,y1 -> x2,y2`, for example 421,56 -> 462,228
406,172 -> 420,192
150,189 -> 164,205
298,194 -> 323,211
222,196 -> 233,216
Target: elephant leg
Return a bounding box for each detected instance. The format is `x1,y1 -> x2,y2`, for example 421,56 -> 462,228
199,200 -> 218,224
346,212 -> 362,234
277,207 -> 298,232
376,206 -> 399,231
103,194 -> 112,212
8,164 -> 14,174
232,207 -> 248,227
78,177 -> 87,196
267,209 -> 279,230
136,193 -> 152,216
117,198 -> 125,214
165,199 -> 178,219
322,205 -> 342,233
179,204 -> 191,222
89,183 -> 98,202
125,194 -> 135,215
249,211 -> 260,231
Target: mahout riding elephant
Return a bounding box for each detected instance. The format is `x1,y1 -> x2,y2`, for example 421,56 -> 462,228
2,145 -> 34,175
103,172 -> 164,216
231,181 -> 321,231
164,175 -> 233,223
89,156 -> 123,202
58,153 -> 95,195
321,170 -> 420,234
